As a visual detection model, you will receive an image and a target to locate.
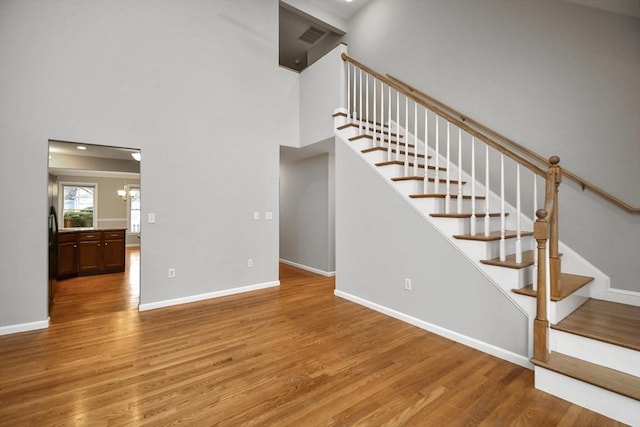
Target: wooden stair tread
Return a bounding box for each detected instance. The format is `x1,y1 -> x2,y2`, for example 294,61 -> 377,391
410,193 -> 486,200
454,230 -> 533,241
333,113 -> 389,128
337,122 -> 393,133
512,273 -> 594,301
349,134 -> 408,144
480,250 -> 534,269
361,146 -> 430,159
552,299 -> 640,351
531,351 -> 640,401
392,175 -> 465,184
431,212 -> 505,219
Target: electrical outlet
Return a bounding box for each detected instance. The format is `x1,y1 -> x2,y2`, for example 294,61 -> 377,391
404,278 -> 412,291
248,259 -> 254,268
168,268 -> 176,278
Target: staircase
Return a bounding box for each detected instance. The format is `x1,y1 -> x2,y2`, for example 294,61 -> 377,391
333,54 -> 640,425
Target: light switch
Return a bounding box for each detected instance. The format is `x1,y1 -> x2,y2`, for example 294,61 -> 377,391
253,211 -> 260,220
148,213 -> 156,223
265,211 -> 273,220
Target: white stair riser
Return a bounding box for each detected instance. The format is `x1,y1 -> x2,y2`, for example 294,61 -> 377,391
429,215 -> 506,236
549,290 -> 590,323
535,367 -> 640,426
455,236 -> 534,262
410,197 -> 487,214
349,138 -> 374,152
479,263 -> 534,289
550,329 -> 640,377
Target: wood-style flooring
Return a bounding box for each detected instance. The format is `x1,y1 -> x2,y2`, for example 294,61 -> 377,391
0,252 -> 624,426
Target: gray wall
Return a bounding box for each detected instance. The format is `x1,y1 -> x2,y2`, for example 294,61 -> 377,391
0,0 -> 298,328
345,0 -> 640,292
280,152 -> 335,273
335,140 -> 529,356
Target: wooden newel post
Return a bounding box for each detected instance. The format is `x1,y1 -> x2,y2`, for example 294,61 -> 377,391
546,156 -> 561,300
533,208 -> 550,362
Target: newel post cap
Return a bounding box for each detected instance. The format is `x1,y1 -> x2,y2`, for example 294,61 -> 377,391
536,209 -> 548,220
549,156 -> 560,165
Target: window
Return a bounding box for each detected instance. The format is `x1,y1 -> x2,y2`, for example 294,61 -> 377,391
129,186 -> 140,233
61,183 -> 97,228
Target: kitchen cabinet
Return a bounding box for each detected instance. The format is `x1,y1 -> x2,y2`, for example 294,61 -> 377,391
57,229 -> 126,280
57,232 -> 78,278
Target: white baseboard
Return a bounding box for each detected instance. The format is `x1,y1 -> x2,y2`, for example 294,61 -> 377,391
0,317 -> 50,336
334,289 -> 531,369
138,280 -> 280,312
280,259 -> 336,277
594,287 -> 640,307
535,366 -> 640,426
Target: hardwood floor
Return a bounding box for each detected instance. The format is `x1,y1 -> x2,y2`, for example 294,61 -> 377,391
0,258 -> 624,426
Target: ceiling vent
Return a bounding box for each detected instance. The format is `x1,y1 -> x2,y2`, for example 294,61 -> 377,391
298,26 -> 326,44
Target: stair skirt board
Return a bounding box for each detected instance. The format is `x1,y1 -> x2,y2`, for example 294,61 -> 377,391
279,259 -> 336,277
534,366 -> 640,426
138,280 -> 280,312
334,289 -> 531,369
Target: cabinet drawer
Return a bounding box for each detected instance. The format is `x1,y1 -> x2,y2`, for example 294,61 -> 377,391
103,230 -> 125,239
58,233 -> 77,243
79,232 -> 101,241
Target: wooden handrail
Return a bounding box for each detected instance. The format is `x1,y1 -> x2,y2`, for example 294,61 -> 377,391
385,74 -> 640,214
341,53 -> 547,178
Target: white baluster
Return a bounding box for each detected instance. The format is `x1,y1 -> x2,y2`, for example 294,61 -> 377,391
423,107 -> 429,193
434,115 -> 440,194
396,91 -> 400,161
413,102 -> 418,176
445,122 -> 451,213
404,96 -> 409,176
365,72 -> 369,133
515,164 -> 522,264
372,76 -> 376,147
484,145 -> 490,237
499,154 -> 506,262
470,136 -> 476,235
387,86 -> 392,161
380,80 -> 384,151
352,65 -> 357,125
532,173 -> 538,291
346,63 -> 350,122
457,128 -> 463,214
359,68 -> 363,134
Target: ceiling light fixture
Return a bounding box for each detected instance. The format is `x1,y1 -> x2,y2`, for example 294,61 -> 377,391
131,151 -> 141,161
76,146 -> 87,150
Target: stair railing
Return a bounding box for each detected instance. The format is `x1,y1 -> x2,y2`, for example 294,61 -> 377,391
340,53 -> 563,359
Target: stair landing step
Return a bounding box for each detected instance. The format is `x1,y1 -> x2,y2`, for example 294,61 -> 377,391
411,194 -> 486,200
454,230 -> 533,241
552,298 -> 640,351
532,351 -> 640,401
512,273 -> 593,301
480,250 -> 534,269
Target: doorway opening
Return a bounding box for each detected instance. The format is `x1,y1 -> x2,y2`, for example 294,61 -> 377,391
48,140 -> 141,318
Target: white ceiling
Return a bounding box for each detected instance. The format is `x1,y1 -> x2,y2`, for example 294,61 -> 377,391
49,140 -> 139,161
306,0 -> 371,20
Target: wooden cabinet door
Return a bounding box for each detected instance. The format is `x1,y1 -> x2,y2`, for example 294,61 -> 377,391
102,238 -> 125,271
78,240 -> 101,273
57,241 -> 77,278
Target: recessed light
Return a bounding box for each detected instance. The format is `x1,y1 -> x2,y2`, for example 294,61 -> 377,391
76,146 -> 87,150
